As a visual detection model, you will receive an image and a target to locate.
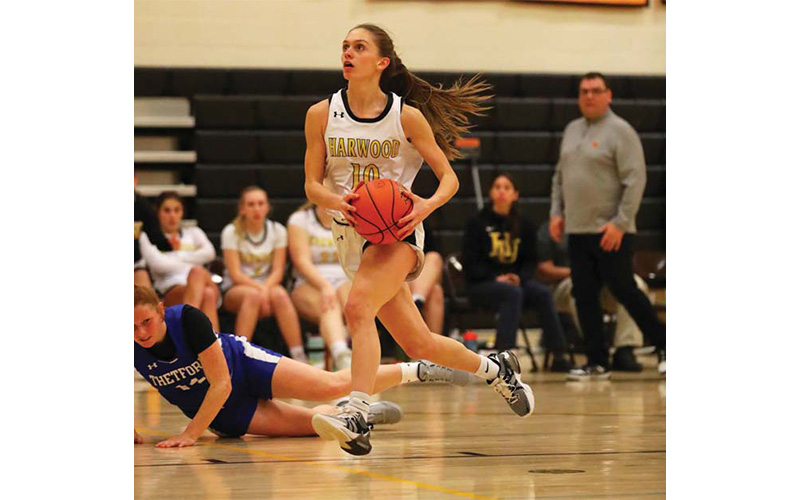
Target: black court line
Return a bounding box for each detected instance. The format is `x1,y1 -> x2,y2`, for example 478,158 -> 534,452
399,411 -> 666,417
503,492 -> 665,500
135,449 -> 665,468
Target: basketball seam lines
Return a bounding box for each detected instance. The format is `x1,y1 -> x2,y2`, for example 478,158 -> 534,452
365,181 -> 394,243
352,211 -> 383,234
388,181 -> 402,241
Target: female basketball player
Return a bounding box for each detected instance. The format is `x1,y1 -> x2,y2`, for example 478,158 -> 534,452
220,186 -> 306,361
134,285 -> 466,448
139,191 -> 220,331
287,202 -> 352,371
303,24 -> 535,455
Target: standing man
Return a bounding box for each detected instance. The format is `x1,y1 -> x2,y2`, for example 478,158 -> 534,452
535,223 -> 653,372
549,72 -> 666,380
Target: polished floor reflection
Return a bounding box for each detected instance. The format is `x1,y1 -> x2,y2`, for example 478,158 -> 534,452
135,356 -> 666,500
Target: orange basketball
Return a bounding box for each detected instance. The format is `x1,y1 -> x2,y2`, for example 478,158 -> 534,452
350,179 -> 413,244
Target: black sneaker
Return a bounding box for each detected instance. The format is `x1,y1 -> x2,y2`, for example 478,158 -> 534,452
612,347 -> 643,372
312,407 -> 372,456
657,349 -> 666,376
417,360 -> 471,386
567,364 -> 612,381
487,351 -> 535,417
550,356 -> 574,373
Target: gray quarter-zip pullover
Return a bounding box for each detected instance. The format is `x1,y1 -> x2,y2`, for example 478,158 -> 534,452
550,109 -> 647,233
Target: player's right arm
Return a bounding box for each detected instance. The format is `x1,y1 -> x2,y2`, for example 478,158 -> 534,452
155,340 -> 232,448
303,100 -> 360,226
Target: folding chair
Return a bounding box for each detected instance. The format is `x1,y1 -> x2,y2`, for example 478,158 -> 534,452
443,252 -> 539,372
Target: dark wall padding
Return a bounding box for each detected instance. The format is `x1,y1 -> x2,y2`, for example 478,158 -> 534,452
135,67 -> 664,100
196,131 -> 305,163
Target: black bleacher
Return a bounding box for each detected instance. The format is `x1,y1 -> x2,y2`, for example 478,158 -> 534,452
136,67 -> 666,286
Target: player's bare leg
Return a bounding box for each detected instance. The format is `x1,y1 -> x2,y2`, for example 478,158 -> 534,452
379,281 -> 535,419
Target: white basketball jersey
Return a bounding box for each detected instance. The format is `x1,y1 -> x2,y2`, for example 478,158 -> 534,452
286,207 -> 345,282
323,89 -> 424,221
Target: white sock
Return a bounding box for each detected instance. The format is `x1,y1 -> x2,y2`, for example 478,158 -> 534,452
474,355 -> 501,381
412,293 -> 425,304
346,391 -> 371,419
330,340 -> 350,359
399,362 -> 420,384
290,346 -> 307,362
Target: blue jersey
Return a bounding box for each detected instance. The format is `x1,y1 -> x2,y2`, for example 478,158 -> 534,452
134,305 -> 282,436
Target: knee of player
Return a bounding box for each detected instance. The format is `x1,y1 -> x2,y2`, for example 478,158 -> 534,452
241,289 -> 262,308
188,266 -> 210,281
269,285 -> 290,303
203,285 -> 219,302
343,297 -> 374,326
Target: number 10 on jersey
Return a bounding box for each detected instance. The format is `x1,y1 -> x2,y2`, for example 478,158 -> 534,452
352,163 -> 381,189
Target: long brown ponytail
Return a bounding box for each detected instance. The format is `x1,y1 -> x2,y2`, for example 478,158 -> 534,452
352,24 -> 493,160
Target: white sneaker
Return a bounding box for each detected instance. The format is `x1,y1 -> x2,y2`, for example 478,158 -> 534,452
487,351 -> 535,417
657,350 -> 666,376
312,406 -> 372,456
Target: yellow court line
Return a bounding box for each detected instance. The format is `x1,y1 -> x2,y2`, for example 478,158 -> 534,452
136,427 -> 498,500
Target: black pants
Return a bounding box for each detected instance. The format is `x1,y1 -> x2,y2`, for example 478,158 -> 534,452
466,279 -> 567,353
568,234 -> 666,367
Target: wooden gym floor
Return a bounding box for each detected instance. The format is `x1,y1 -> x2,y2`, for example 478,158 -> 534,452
134,355 -> 666,500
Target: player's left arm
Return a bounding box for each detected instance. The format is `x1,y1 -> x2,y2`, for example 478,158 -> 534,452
155,341 -> 232,448
396,105 -> 460,240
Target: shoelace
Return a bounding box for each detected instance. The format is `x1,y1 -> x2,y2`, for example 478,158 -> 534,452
491,373 -> 519,403
337,409 -> 368,433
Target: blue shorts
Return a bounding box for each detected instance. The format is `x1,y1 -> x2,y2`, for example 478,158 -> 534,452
206,337 -> 284,437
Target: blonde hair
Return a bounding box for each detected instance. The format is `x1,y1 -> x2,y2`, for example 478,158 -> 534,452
294,200 -> 315,214
352,24 -> 493,160
231,185 -> 269,238
134,285 -> 160,309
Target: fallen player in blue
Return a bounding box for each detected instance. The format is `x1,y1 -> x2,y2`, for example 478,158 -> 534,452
133,285 -> 469,447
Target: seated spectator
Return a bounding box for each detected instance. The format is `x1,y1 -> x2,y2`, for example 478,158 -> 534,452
409,232 -> 445,335
220,186 -> 307,363
287,202 -> 353,370
139,191 -> 220,331
462,172 -> 573,372
535,224 -> 653,371
134,184 -> 170,290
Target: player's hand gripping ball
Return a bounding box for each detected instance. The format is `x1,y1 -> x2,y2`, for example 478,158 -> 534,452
350,179 -> 413,244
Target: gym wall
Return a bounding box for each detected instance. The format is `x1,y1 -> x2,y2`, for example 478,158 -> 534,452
135,0 -> 665,74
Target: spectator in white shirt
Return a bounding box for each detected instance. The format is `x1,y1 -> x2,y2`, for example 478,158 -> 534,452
288,202 -> 352,370
139,191 -> 220,331
220,186 -> 307,362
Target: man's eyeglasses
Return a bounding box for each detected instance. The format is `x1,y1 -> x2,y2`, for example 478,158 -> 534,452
579,88 -> 608,96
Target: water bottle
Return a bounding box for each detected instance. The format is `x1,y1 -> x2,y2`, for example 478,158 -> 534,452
463,330 -> 478,353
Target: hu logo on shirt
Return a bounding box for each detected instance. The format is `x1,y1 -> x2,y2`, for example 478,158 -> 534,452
147,363 -> 158,371
489,231 -> 520,264
334,111 -> 344,118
